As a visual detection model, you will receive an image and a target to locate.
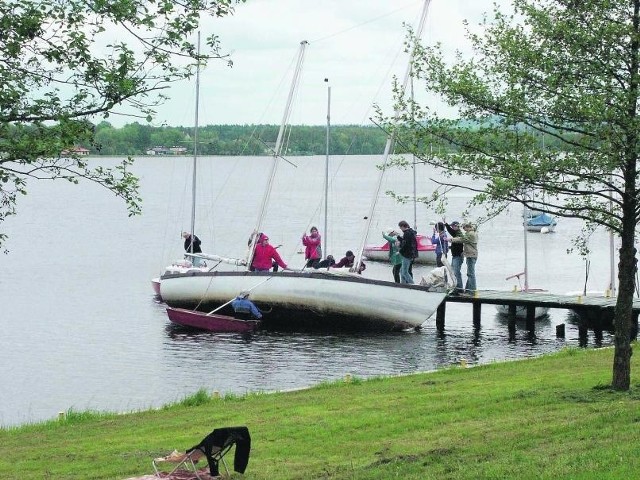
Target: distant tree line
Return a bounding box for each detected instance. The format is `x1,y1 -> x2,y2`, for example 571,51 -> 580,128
89,121 -> 568,157
90,122 -> 392,156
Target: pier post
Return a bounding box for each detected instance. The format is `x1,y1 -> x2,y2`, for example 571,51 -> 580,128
508,319 -> 516,340
436,302 -> 446,331
472,302 -> 481,327
525,306 -> 536,332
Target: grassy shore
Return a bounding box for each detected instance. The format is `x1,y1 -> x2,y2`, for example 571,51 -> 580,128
1,346 -> 639,479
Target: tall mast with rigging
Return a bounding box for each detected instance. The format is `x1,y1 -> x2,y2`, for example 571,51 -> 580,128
246,40 -> 309,269
189,32 -> 202,257
324,78 -> 331,257
354,0 -> 432,269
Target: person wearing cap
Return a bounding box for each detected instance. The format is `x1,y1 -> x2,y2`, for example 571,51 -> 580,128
182,231 -> 204,266
444,220 -> 464,293
397,220 -> 418,284
302,226 -> 322,268
431,222 -> 449,268
231,291 -> 263,319
332,250 -> 366,274
451,222 -> 478,293
251,233 -> 287,272
382,228 -> 402,282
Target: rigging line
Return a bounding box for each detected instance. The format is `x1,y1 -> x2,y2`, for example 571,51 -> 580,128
247,41 -> 309,269
254,138 -> 298,167
309,0 -> 423,44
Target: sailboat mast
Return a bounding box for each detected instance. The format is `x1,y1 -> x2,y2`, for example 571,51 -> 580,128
324,78 -> 331,257
354,0 -> 432,267
523,203 -> 530,292
246,40 -> 309,269
410,71 -> 417,230
189,32 -> 202,254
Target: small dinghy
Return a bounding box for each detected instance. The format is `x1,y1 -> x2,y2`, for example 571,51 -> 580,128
166,307 -> 260,333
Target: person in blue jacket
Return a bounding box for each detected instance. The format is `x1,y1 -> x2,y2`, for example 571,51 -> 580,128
431,222 -> 449,267
231,291 -> 263,319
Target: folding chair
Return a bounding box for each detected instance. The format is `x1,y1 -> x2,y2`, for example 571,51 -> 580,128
153,426 -> 251,479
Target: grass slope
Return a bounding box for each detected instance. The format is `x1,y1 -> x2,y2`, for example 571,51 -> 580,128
1,346 -> 639,479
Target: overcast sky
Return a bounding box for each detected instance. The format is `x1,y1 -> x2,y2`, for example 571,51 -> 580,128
111,0 -> 510,128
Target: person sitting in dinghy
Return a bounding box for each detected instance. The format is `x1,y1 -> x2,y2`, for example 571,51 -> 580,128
251,233 -> 288,272
231,291 -> 263,320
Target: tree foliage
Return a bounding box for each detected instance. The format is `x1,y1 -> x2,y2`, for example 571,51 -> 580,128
0,0 -> 244,249
384,0 -> 640,390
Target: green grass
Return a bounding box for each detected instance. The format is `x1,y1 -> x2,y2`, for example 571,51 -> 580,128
1,346 -> 639,479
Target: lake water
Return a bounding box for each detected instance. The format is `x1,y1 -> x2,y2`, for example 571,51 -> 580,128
0,155 -> 615,427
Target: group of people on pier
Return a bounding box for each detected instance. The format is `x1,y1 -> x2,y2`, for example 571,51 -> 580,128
380,219 -> 478,293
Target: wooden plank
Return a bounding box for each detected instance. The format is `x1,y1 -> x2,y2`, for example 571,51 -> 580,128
444,289 -> 633,311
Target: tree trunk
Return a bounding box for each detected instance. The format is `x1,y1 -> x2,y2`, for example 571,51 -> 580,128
612,247 -> 633,391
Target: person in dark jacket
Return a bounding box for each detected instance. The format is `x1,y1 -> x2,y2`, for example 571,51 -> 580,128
397,220 -> 418,284
182,231 -> 204,266
444,220 -> 464,292
332,250 -> 366,274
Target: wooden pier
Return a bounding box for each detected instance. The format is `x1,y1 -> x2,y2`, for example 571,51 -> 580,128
438,289 -> 639,338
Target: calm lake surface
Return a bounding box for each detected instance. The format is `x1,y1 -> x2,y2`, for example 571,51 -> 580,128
0,155 -> 615,427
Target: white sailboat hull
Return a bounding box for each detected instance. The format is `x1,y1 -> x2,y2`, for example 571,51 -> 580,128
160,270 -> 446,331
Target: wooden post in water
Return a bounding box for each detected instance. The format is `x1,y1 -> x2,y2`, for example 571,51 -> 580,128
525,306 -> 536,332
508,319 -> 516,341
507,305 -> 517,334
436,302 -> 446,331
472,303 -> 481,327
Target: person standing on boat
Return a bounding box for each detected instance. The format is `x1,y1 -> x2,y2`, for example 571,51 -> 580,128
444,221 -> 464,293
451,222 -> 478,294
397,220 -> 418,284
182,231 -> 204,267
383,228 -> 402,283
231,291 -> 263,319
302,226 -> 322,268
251,233 -> 287,272
431,222 -> 449,268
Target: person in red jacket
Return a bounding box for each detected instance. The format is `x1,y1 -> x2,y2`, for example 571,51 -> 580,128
251,234 -> 287,272
302,226 -> 322,268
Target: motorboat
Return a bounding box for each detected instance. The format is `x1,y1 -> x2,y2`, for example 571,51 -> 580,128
363,234 -> 436,264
